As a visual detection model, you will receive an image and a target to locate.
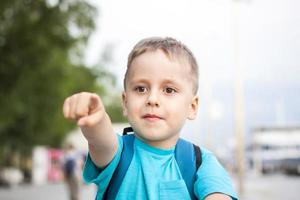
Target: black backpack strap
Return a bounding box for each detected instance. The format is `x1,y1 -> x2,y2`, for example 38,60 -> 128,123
103,133 -> 135,199
123,127 -> 134,135
193,144 -> 202,169
175,139 -> 202,200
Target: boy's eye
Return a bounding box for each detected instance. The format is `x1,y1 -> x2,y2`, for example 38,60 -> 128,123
164,87 -> 177,94
134,86 -> 147,93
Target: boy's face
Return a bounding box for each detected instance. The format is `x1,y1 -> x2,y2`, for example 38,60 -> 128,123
122,50 -> 199,148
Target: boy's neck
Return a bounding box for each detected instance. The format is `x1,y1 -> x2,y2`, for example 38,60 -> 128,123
134,133 -> 179,149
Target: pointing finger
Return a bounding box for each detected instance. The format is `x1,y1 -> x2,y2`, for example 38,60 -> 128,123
77,110 -> 104,127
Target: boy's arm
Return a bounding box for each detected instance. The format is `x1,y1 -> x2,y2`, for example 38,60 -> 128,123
205,193 -> 232,200
63,92 -> 118,168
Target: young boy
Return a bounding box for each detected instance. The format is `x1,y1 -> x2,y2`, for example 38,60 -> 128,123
63,37 -> 238,200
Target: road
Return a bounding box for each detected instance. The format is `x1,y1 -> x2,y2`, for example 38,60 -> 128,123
0,182 -> 96,200
236,172 -> 300,200
0,173 -> 299,200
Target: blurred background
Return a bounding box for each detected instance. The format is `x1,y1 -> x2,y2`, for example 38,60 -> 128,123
0,0 -> 299,199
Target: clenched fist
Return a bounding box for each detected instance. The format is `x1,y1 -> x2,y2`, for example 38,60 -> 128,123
63,92 -> 105,127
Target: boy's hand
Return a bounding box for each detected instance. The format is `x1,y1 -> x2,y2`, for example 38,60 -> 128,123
63,92 -> 105,127
63,92 -> 117,168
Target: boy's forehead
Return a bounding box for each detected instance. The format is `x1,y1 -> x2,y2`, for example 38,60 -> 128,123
126,51 -> 193,84
130,49 -> 192,73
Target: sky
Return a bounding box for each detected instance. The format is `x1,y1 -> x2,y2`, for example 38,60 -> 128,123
84,0 -> 300,151
86,0 -> 299,85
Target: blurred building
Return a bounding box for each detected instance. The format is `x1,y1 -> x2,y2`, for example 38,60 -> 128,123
252,127 -> 300,174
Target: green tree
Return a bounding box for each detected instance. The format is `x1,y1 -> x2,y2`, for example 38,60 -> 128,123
0,0 -> 104,166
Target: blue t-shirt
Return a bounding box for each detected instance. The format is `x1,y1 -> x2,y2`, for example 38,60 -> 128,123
83,134 -> 238,200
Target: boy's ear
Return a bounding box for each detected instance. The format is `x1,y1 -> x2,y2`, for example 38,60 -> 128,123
122,91 -> 128,117
187,95 -> 199,120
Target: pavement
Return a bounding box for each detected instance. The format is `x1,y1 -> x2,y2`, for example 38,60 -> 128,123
0,172 -> 299,200
236,172 -> 300,200
0,182 -> 96,200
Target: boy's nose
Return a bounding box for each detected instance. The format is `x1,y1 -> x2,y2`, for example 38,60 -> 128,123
146,91 -> 159,107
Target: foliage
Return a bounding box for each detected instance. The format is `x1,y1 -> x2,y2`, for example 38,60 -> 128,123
0,0 -> 103,165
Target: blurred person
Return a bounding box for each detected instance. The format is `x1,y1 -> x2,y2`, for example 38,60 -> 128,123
63,37 -> 238,200
62,144 -> 82,200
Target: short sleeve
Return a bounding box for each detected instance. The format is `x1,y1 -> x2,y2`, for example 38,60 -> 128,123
194,148 -> 238,200
82,134 -> 123,198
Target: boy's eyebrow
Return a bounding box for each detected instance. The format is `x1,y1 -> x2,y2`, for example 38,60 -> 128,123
127,78 -> 149,85
161,79 -> 180,85
129,78 -> 181,86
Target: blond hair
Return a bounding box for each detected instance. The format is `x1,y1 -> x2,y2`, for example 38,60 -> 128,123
124,37 -> 199,94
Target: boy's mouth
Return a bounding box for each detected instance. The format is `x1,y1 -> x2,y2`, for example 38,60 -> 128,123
142,114 -> 163,122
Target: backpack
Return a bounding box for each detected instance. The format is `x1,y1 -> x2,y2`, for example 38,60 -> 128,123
103,127 -> 202,200
64,158 -> 76,177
